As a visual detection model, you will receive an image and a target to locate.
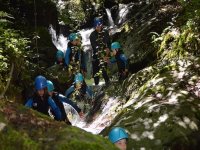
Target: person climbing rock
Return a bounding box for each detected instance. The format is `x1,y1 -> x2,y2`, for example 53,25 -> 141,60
108,127 -> 129,150
110,42 -> 129,81
65,33 -> 86,76
47,80 -> 84,119
25,75 -> 62,121
65,73 -> 93,112
89,17 -> 111,86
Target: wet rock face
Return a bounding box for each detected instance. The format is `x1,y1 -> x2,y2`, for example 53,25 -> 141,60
102,56 -> 200,149
116,0 -> 183,72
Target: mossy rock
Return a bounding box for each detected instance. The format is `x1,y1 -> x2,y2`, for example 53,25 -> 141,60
102,56 -> 200,149
0,101 -> 117,150
103,96 -> 200,149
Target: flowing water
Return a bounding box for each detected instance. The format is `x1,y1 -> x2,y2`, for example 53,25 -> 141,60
106,8 -> 115,27
75,97 -> 122,134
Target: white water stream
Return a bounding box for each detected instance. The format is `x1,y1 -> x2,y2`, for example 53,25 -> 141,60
106,8 -> 115,27
75,97 -> 122,134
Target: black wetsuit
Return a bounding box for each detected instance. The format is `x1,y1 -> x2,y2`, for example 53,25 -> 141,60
90,29 -> 111,85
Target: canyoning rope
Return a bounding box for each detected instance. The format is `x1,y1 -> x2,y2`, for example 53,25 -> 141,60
33,0 -> 39,67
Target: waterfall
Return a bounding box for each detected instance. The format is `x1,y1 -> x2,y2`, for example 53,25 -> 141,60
49,25 -> 68,53
78,28 -> 94,51
118,3 -> 130,25
105,8 -> 115,27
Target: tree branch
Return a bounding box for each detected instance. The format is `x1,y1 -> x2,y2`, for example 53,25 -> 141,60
0,63 -> 14,99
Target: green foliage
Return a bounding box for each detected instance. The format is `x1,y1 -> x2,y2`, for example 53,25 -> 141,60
178,0 -> 200,21
150,1 -> 200,61
57,0 -> 105,30
0,11 -> 30,95
58,0 -> 87,30
0,11 -> 14,27
152,17 -> 200,60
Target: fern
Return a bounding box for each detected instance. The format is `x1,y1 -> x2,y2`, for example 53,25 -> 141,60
0,11 -> 14,27
152,16 -> 200,61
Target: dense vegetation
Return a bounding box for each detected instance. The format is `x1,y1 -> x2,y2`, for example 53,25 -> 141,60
0,11 -> 30,99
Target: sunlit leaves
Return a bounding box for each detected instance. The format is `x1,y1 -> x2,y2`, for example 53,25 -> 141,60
0,11 -> 14,27
0,11 -> 30,93
57,0 -> 88,30
151,17 -> 200,61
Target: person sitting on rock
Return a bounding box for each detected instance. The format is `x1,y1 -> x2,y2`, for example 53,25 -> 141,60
65,33 -> 86,75
47,80 -> 84,118
110,42 -> 129,81
108,127 -> 129,150
25,75 -> 62,121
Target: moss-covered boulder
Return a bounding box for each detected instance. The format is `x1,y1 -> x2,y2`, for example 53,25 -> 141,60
102,55 -> 200,149
101,5 -> 200,148
0,101 -> 117,150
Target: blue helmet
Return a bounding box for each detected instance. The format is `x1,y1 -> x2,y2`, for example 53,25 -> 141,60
108,127 -> 128,144
47,80 -> 55,92
34,75 -> 47,90
74,73 -> 84,83
56,50 -> 64,59
68,33 -> 79,41
111,42 -> 121,50
94,17 -> 103,27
